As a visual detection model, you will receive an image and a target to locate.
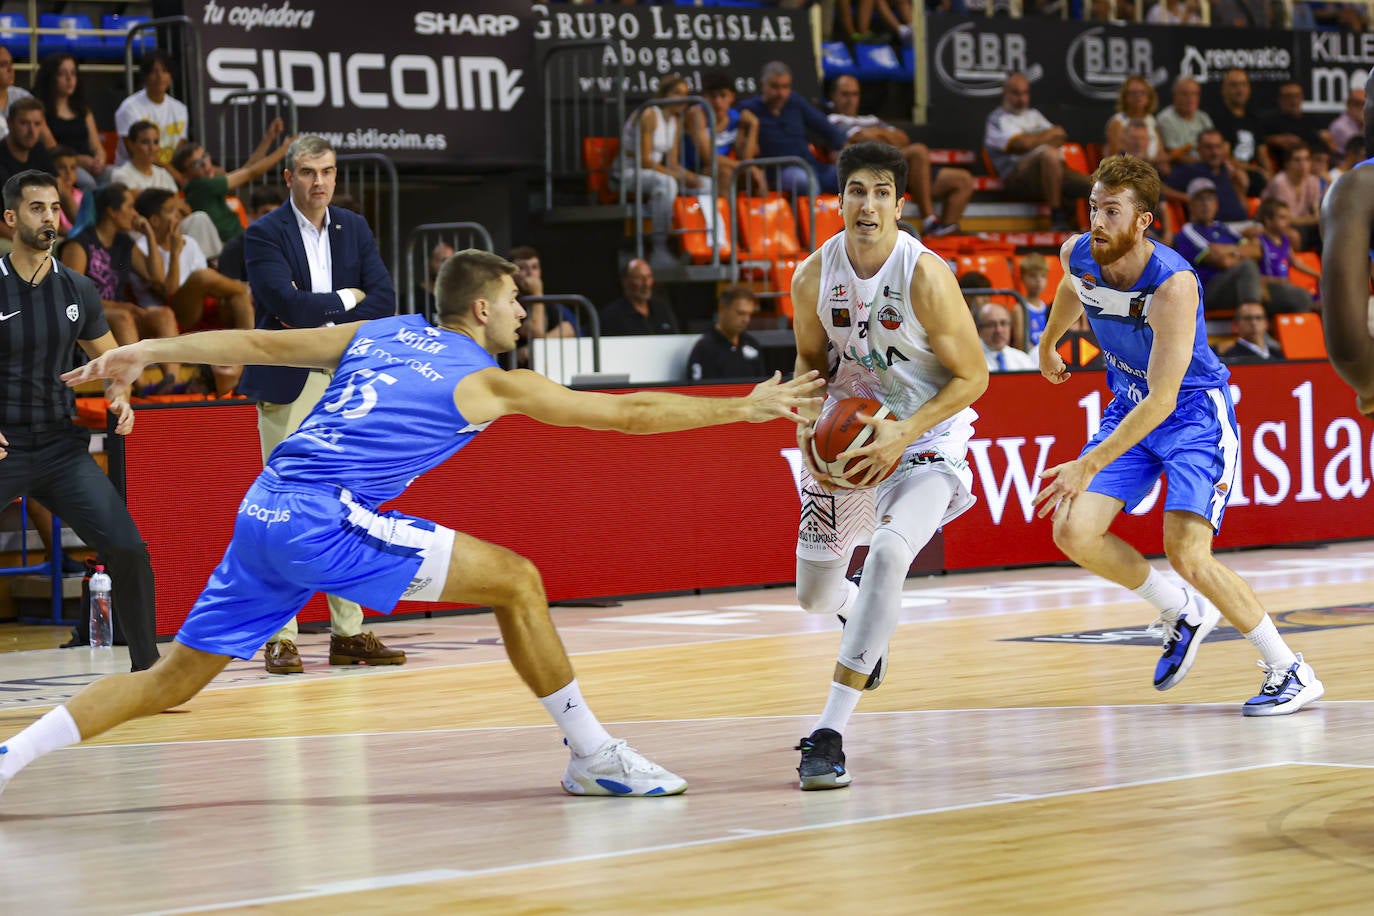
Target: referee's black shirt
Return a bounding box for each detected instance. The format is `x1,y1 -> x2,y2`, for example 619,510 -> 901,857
0,255 -> 109,428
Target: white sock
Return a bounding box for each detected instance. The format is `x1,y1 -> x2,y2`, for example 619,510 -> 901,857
539,680 -> 613,757
1135,568 -> 1190,616
0,706 -> 82,781
1244,615 -> 1298,668
814,682 -> 863,735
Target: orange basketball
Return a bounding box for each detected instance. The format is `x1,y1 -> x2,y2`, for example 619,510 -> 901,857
810,397 -> 899,488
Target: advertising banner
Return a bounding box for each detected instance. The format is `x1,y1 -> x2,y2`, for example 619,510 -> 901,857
185,0 -> 538,166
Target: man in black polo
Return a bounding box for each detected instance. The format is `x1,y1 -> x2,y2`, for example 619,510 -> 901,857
0,170 -> 158,671
686,285 -> 766,381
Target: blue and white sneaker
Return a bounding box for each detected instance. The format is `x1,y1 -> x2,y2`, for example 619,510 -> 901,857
1242,654 -> 1324,717
561,739 -> 687,797
1151,591 -> 1221,691
796,727 -> 851,791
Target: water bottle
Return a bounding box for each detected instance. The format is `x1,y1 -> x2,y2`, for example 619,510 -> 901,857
88,565 -> 113,651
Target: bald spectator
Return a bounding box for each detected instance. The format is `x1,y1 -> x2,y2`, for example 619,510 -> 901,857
686,286 -> 766,381
1329,87 -> 1365,160
977,303 -> 1036,371
1156,76 -> 1215,166
827,75 -> 972,237
983,72 -> 1091,232
600,258 -> 680,336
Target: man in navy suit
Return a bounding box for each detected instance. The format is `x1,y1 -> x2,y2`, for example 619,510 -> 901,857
241,134 -> 405,674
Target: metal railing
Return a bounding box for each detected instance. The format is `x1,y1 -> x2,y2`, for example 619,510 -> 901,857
621,96 -> 720,266
542,40 -> 625,210
402,222 -> 497,318
335,154 -> 400,282
964,286 -> 1035,352
216,89 -> 298,185
524,294 -> 601,383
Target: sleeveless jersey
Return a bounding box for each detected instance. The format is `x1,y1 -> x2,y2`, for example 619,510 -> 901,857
1067,234 -> 1228,404
268,314 -> 498,507
815,230 -> 977,438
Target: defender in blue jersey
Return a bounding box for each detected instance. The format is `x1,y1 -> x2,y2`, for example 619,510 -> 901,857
1034,155 -> 1323,716
0,250 -> 823,801
1318,73 -> 1374,420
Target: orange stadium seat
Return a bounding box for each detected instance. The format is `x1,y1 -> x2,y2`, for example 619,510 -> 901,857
736,195 -> 801,262
1288,249 -> 1321,299
772,259 -> 801,320
796,194 -> 844,247
581,137 -> 619,204
671,196 -> 731,264
1274,312 -> 1327,359
955,252 -> 1017,307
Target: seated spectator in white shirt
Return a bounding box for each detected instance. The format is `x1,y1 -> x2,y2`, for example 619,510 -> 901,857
983,72 -> 1091,231
113,51 -> 189,175
978,303 -> 1037,371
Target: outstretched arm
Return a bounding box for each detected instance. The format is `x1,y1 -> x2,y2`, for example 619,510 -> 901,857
62,324 -> 359,389
1319,167 -> 1374,416
453,367 -> 823,431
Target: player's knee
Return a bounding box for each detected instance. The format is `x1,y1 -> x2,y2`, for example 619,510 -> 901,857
500,555 -> 546,609
1162,543 -> 1211,587
866,528 -> 917,578
796,562 -> 847,615
1051,513 -> 1093,558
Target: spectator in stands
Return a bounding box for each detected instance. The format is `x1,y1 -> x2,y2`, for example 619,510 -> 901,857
1086,0 -> 1135,20
1261,142 -> 1322,250
129,188 -> 254,330
1261,82 -> 1330,168
0,47 -> 32,138
1329,134 -> 1365,185
1255,198 -> 1320,311
174,119 -> 293,244
0,98 -> 55,183
1211,0 -> 1279,27
1018,252 -> 1051,347
1163,129 -> 1250,224
240,134 -> 403,674
113,51 -> 188,175
217,186 -> 282,282
959,268 -> 1026,347
1328,87 -> 1364,164
1121,121 -> 1174,244
687,285 -> 766,381
50,145 -> 80,233
1104,76 -> 1163,165
1156,76 -> 1214,166
827,74 -> 973,236
1146,0 -> 1202,22
1218,302 -> 1284,363
739,61 -> 848,197
510,245 -> 577,338
32,54 -> 105,190
59,183 -> 181,391
1211,68 -> 1269,196
109,121 -> 176,193
1172,177 -> 1270,318
983,72 -> 1091,232
600,257 -> 679,336
617,73 -> 709,269
977,303 -> 1036,371
684,69 -> 762,196
413,240 -> 454,315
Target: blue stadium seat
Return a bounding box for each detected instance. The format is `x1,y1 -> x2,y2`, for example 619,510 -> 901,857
820,42 -> 857,80
38,14 -> 104,60
0,13 -> 29,58
852,43 -> 902,82
102,14 -> 154,59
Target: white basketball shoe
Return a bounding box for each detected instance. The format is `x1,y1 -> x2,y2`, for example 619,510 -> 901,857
561,739 -> 688,797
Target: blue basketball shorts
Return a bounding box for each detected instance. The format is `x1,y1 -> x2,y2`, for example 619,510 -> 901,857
176,472 -> 455,659
1082,386 -> 1239,531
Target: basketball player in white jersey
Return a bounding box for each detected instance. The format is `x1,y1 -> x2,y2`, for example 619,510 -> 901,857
789,141 -> 989,790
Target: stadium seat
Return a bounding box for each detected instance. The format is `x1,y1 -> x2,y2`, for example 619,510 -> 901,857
225,195 -> 250,232
672,196 -> 732,264
1288,249 -> 1321,298
852,43 -> 902,82
581,137 -> 619,205
101,14 -> 154,59
820,42 -> 857,80
1274,312 -> 1327,359
38,14 -> 103,60
797,194 -> 844,247
955,253 -> 1018,308
736,195 -> 802,262
772,259 -> 801,320
0,13 -> 29,57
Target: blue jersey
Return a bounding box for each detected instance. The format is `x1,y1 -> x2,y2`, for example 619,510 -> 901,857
1067,234 -> 1229,404
268,314 -> 498,507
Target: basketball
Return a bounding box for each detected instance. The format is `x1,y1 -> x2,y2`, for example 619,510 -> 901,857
810,397 -> 899,488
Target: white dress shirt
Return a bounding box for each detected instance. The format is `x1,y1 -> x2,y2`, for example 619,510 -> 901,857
289,197 -> 356,311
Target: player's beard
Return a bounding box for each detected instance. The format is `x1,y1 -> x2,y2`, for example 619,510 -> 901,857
1089,226 -> 1136,266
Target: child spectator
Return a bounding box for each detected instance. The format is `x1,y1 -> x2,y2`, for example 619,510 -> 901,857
1255,198 -> 1319,312
50,145 -> 81,233
1018,253 -> 1052,347
109,121 -> 176,192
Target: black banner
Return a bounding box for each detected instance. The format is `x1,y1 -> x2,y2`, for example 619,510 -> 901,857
534,3 -> 817,101
186,0 -> 538,167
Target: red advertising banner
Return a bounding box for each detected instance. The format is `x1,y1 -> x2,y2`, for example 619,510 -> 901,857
125,366 -> 1373,637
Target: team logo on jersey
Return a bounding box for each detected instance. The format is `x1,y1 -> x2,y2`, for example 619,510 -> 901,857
882,284 -> 903,302
876,304 -> 903,330
1128,292 -> 1149,322
829,284 -> 847,302
65,303 -> 78,322
832,307 -> 852,327
1080,273 -> 1097,291
799,489 -> 838,546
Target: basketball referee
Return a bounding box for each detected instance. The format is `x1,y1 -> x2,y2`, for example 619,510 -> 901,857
0,170 -> 158,670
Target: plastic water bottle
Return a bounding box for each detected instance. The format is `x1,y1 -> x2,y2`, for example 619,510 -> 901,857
88,565 -> 113,651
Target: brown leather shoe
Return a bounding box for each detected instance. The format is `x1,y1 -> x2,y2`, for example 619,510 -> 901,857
329,631 -> 406,666
264,639 -> 304,675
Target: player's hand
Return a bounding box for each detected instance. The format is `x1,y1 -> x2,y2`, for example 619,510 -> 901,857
796,419 -> 841,490
0,427 -> 8,461
106,384 -> 134,435
744,370 -> 824,424
1040,344 -> 1071,384
836,411 -> 906,488
61,342 -> 151,390
1034,457 -> 1096,520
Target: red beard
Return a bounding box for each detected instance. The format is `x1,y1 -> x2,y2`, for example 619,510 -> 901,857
1089,229 -> 1136,266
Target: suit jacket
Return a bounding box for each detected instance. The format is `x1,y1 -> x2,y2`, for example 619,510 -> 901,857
239,201 -> 396,404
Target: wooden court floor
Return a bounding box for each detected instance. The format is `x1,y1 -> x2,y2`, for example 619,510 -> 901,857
2,541 -> 1374,914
